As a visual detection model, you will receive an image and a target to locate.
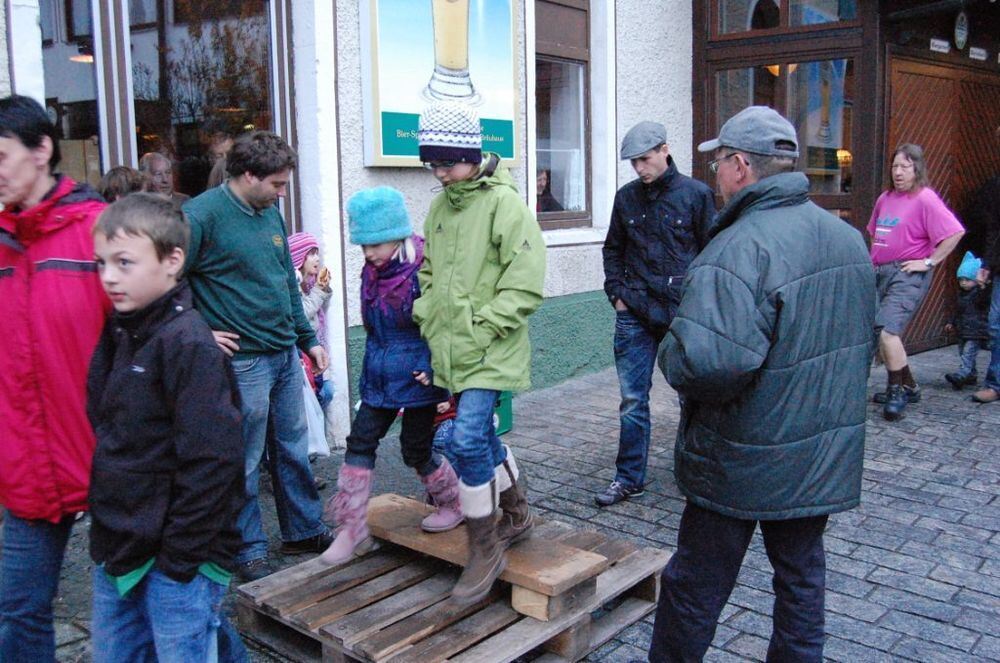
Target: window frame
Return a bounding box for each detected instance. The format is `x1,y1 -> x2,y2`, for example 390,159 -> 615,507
534,0 -> 592,231
710,0 -> 862,41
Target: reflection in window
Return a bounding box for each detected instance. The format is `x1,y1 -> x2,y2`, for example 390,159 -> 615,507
129,0 -> 157,28
787,59 -> 853,194
536,57 -> 587,214
129,0 -> 273,197
39,0 -> 101,186
790,0 -> 857,26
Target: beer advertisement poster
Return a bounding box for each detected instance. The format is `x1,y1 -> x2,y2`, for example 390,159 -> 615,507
360,0 -> 520,166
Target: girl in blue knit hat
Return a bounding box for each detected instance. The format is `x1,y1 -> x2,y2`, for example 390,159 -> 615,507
943,251 -> 992,390
320,186 -> 462,565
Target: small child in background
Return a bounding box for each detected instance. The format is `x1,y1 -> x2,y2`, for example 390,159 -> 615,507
87,193 -> 246,662
320,186 -> 463,566
289,232 -> 334,416
944,251 -> 991,390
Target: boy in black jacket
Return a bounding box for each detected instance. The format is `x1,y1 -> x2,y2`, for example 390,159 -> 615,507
87,193 -> 247,662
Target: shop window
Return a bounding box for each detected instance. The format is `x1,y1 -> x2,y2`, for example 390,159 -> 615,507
535,0 -> 590,229
37,1 -> 101,186
129,0 -> 274,197
717,0 -> 857,35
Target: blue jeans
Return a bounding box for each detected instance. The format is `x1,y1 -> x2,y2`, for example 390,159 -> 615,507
315,375 -> 333,410
232,347 -> 325,563
451,389 -> 506,486
957,339 -> 987,378
985,284 -> 1000,391
0,512 -> 74,662
91,567 -> 247,663
649,503 -> 828,663
432,418 -> 458,467
613,310 -> 665,490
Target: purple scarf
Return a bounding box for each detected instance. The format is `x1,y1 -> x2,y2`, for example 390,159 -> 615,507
361,235 -> 424,328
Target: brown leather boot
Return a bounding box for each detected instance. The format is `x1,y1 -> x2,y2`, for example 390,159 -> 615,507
452,481 -> 506,605
495,448 -> 533,544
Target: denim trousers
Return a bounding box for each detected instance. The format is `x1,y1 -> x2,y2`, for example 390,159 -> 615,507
344,403 -> 439,476
985,284 -> 1000,391
957,339 -> 988,378
0,512 -> 74,662
91,567 -> 247,663
451,389 -> 506,486
649,503 -> 828,663
231,347 -> 325,563
613,310 -> 665,490
432,418 -> 458,467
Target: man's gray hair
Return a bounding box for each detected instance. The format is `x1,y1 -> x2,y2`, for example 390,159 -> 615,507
741,152 -> 796,180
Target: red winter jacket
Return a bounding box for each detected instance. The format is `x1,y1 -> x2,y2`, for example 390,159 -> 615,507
0,176 -> 109,522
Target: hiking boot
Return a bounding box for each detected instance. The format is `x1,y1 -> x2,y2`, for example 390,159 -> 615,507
945,373 -> 977,390
495,448 -> 533,545
882,384 -> 908,421
873,384 -> 921,404
971,387 -> 1000,403
280,531 -> 334,555
236,558 -> 274,583
419,458 -> 464,533
594,480 -> 645,507
452,481 -> 506,605
320,465 -> 376,565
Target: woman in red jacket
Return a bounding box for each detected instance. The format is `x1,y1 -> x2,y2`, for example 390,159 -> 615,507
0,95 -> 108,662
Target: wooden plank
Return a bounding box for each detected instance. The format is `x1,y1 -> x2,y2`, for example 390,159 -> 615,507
267,548 -> 415,617
510,576 -> 596,621
292,559 -> 442,631
236,554 -> 350,606
541,614 -> 591,661
449,547 -> 670,663
321,573 -> 456,647
367,494 -> 608,596
354,590 -> 499,661
236,601 -> 323,663
552,528 -> 638,566
532,598 -> 654,663
385,602 -> 521,663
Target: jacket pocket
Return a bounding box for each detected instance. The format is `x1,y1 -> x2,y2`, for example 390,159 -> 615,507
89,465 -> 172,565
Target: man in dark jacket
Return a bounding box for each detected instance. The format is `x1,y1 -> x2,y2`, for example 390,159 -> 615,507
598,121 -> 716,506
647,106 -> 876,662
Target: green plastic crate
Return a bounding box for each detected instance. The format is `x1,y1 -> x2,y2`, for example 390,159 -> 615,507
493,391 -> 513,436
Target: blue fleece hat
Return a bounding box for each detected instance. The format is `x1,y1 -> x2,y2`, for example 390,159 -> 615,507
957,251 -> 982,281
346,186 -> 412,245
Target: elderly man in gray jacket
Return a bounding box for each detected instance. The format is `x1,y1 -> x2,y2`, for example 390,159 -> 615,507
646,107 -> 876,662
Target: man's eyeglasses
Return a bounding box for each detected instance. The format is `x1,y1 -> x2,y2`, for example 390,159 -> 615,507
422,160 -> 458,170
708,152 -> 740,174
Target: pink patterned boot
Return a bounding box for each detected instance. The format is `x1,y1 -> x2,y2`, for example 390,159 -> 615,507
419,458 -> 464,532
320,465 -> 375,565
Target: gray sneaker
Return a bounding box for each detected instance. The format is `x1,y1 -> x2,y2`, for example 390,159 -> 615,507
594,480 -> 645,507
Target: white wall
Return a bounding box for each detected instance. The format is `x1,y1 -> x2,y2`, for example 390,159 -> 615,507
0,1 -> 9,97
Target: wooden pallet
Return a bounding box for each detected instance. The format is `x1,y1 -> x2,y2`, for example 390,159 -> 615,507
236,494 -> 671,662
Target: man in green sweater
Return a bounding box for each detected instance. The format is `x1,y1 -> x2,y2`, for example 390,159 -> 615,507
183,131 -> 330,582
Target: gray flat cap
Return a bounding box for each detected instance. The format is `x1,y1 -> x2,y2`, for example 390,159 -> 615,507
620,121 -> 667,160
698,106 -> 799,158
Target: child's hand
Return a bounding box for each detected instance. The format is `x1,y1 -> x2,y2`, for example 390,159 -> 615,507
413,371 -> 431,386
436,400 -> 451,414
318,267 -> 331,289
944,323 -> 955,335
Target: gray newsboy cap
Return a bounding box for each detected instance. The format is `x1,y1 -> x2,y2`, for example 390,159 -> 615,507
620,121 -> 667,160
698,106 -> 799,158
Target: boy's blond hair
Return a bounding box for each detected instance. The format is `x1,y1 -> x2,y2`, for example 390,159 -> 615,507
92,192 -> 190,260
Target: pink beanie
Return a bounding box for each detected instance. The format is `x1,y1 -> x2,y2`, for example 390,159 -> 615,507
288,232 -> 319,269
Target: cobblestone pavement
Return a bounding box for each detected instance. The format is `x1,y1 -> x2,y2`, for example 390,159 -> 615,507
15,345 -> 1000,662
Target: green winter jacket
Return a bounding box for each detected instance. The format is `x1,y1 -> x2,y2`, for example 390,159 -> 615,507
413,154 -> 546,393
659,172 -> 876,520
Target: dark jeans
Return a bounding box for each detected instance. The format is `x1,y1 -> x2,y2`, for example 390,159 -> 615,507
0,512 -> 75,662
985,284 -> 1000,391
613,310 -> 665,489
649,503 -> 828,663
344,403 -> 439,476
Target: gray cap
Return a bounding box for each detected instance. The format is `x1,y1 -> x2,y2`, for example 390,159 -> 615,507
697,106 -> 799,158
620,121 -> 667,160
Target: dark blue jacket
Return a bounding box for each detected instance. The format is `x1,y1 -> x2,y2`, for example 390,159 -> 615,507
603,157 -> 717,335
360,267 -> 448,409
953,285 -> 991,341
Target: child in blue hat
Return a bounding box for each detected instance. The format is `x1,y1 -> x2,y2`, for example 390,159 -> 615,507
944,251 -> 991,389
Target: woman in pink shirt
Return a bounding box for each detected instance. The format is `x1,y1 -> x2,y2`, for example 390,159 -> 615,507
868,143 -> 964,421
